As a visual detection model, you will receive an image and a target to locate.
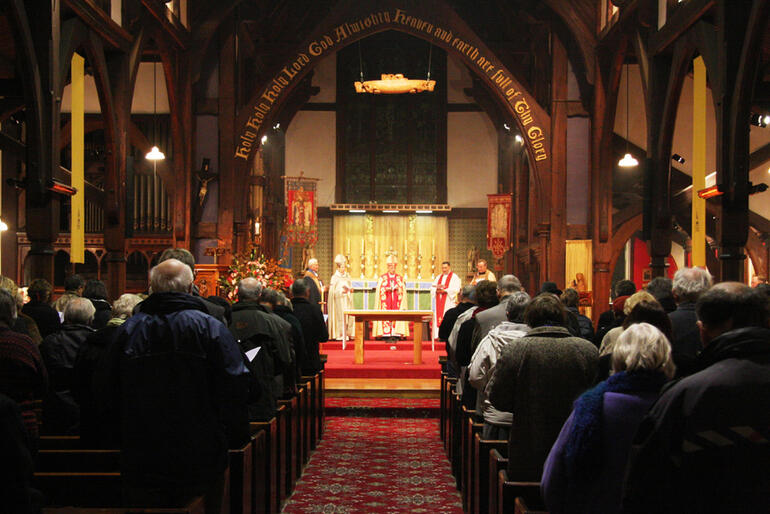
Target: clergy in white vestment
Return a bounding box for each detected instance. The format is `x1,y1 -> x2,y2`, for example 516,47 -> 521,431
431,261 -> 461,338
327,254 -> 354,340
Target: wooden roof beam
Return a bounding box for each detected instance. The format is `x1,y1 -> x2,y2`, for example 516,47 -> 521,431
649,0 -> 715,56
62,0 -> 132,52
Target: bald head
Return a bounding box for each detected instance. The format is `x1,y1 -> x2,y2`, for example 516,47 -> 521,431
149,258 -> 194,294
237,277 -> 263,301
696,281 -> 768,345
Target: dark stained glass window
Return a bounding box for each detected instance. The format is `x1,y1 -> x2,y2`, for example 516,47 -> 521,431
338,31 -> 446,203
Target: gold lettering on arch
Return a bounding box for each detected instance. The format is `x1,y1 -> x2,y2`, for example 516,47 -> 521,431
236,8 -> 548,164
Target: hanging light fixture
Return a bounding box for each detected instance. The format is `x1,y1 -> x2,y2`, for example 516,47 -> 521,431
618,62 -> 638,168
146,61 -> 165,163
354,41 -> 436,94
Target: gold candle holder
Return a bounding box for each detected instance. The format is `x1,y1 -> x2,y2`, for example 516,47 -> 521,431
360,253 -> 366,279
431,254 -> 436,279
373,253 -> 379,279
416,253 -> 422,280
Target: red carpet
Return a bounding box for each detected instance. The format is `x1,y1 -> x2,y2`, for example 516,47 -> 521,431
325,397 -> 440,418
282,414 -> 462,513
321,340 -> 445,379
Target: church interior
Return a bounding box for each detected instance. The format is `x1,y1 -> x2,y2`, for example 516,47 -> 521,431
2,0 -> 770,512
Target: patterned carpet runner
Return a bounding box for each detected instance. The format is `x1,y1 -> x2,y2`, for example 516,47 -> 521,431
282,398 -> 462,513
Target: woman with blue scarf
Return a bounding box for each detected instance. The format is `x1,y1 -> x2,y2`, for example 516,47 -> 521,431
541,322 -> 675,513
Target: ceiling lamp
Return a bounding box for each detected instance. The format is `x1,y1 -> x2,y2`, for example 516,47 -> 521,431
354,42 -> 436,94
618,63 -> 638,168
146,146 -> 165,160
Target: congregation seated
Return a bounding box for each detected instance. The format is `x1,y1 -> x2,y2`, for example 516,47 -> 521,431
0,289 -> 47,449
72,293 -> 143,448
256,287 -> 298,398
40,297 -> 97,435
82,279 -> 113,330
21,278 -> 60,338
468,290 -> 530,440
542,322 -> 675,513
487,293 -> 598,481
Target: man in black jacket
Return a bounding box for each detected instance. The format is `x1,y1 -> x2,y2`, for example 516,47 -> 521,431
290,280 -> 328,375
230,279 -> 293,419
438,285 -> 476,342
96,259 -> 248,513
668,266 -> 712,376
157,248 -> 227,325
623,283 -> 770,513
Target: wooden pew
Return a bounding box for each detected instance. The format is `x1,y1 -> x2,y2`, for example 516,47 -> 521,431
448,381 -> 461,486
277,395 -> 299,496
34,471 -> 226,513
462,407 -> 484,512
250,429 -> 268,514
473,435 -> 507,514
229,438 -> 255,514
299,383 -> 311,466
249,418 -> 278,513
497,470 -> 544,514
39,436 -> 82,450
489,448 -> 508,514
36,450 -> 120,472
318,357 -> 327,441
514,497 -> 549,514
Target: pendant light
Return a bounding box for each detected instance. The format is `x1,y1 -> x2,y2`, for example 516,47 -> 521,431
618,62 -> 638,168
146,61 -> 165,164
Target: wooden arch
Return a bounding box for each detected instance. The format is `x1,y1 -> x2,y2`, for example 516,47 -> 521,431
234,0 -> 552,203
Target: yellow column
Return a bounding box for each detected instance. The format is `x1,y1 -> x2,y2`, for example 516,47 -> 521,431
70,53 -> 85,263
691,56 -> 706,267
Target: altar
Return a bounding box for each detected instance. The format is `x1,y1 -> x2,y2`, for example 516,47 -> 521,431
349,279 -> 434,311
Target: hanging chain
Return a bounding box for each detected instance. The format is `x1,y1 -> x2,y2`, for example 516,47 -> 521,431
427,43 -> 433,81
358,41 -> 364,83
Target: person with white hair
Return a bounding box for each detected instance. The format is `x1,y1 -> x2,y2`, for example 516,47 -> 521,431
302,257 -> 324,307
668,266 -> 713,376
40,297 -> 97,434
542,322 -> 675,513
327,254 -> 354,340
95,258 -> 249,512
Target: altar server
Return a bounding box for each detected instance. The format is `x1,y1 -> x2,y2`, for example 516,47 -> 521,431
431,261 -> 461,339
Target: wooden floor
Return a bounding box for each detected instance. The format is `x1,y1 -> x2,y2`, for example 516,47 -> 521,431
325,378 -> 440,398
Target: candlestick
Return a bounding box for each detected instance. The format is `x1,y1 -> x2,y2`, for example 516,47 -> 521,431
347,238 -> 350,256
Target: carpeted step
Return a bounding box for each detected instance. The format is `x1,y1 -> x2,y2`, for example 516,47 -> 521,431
324,397 -> 440,418
323,348 -> 442,379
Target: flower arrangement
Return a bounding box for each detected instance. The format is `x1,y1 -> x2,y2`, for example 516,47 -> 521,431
218,248 -> 293,301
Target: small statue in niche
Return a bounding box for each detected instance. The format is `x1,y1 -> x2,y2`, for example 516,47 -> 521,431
467,246 -> 480,274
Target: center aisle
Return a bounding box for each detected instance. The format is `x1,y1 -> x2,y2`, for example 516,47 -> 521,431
282,398 -> 463,513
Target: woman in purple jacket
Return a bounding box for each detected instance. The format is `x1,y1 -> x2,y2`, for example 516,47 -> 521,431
542,323 -> 675,513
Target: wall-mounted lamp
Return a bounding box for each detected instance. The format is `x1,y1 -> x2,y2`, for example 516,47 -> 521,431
672,154 -> 686,164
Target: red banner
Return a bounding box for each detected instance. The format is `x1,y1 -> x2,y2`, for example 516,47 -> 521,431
487,194 -> 512,258
284,176 -> 318,246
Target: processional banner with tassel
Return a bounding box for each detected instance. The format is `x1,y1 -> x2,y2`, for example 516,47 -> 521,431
283,175 -> 319,246
487,194 -> 512,258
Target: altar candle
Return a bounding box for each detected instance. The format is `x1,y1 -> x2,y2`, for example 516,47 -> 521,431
347,238 -> 350,255
361,238 -> 364,255
418,240 -> 422,254
404,239 -> 407,260
432,239 -> 435,256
